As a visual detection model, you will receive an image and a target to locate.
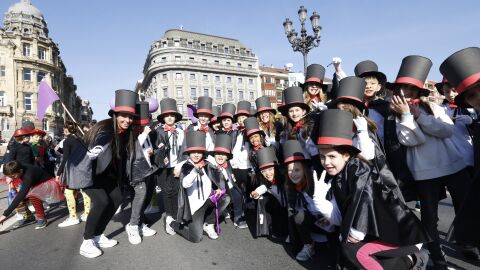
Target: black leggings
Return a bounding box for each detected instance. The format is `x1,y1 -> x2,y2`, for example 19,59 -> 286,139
83,178 -> 123,240
156,168 -> 179,218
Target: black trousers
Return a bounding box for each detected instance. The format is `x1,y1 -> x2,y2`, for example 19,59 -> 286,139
416,168 -> 470,262
83,178 -> 123,240
232,168 -> 249,194
156,168 -> 179,218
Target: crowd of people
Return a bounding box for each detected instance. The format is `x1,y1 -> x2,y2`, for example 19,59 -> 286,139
1,46 -> 480,270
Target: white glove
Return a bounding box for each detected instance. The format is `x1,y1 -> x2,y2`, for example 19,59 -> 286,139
313,171 -> 329,199
353,117 -> 368,133
87,145 -> 104,160
332,57 -> 342,64
312,100 -> 328,111
454,115 -> 473,125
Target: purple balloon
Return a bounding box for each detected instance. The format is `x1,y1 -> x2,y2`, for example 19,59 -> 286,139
145,97 -> 159,113
109,96 -> 115,110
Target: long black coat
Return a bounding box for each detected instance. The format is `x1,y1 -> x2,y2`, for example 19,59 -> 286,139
331,158 -> 430,246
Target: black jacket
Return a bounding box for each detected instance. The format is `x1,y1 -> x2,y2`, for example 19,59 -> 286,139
3,141 -> 34,166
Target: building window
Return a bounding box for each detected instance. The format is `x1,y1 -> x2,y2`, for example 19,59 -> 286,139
213,45 -> 218,51
203,88 -> 209,96
23,43 -> 31,57
265,77 -> 273,83
237,63 -> 242,67
1,118 -> 8,131
214,60 -> 219,65
189,57 -> 194,61
176,87 -> 183,97
191,88 -> 197,99
177,103 -> 183,113
200,44 -> 206,50
175,56 -> 181,61
162,57 -> 167,61
187,42 -> 193,48
248,64 -> 253,68
203,74 -> 208,81
216,89 -> 222,99
24,93 -> 32,111
163,87 -> 168,97
190,73 -> 196,80
226,62 -> 231,66
37,71 -> 46,82
249,78 -> 253,85
175,73 -> 182,79
38,47 -> 46,60
174,41 -> 180,47
202,58 -> 207,63
215,75 -> 220,82
250,91 -> 255,100
227,89 -> 233,100
276,91 -> 283,102
226,77 -> 232,83
162,73 -> 167,80
224,47 -> 229,53
0,91 -> 5,106
239,90 -> 244,100
42,119 -> 48,131
0,66 -> 5,77
23,68 -> 32,81
238,78 -> 243,84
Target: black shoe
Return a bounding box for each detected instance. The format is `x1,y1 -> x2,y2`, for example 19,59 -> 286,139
461,245 -> 480,261
411,249 -> 429,270
12,215 -> 35,229
35,219 -> 48,230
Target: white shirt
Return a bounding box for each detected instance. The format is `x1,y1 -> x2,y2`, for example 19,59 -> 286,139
167,127 -> 184,168
182,160 -> 213,215
138,133 -> 153,167
230,132 -> 251,169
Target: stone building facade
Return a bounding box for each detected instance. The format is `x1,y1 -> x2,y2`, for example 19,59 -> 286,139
138,29 -> 261,123
259,66 -> 289,109
0,0 -> 84,139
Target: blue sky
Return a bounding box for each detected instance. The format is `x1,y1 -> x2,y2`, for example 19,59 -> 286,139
1,0 -> 479,119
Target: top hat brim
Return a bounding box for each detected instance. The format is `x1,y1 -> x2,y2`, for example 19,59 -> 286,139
385,82 -> 431,97
233,112 -> 251,122
157,111 -> 183,123
358,71 -> 387,84
193,111 -> 214,118
299,82 -> 329,92
278,102 -> 311,116
183,147 -> 207,154
327,97 -> 366,110
254,107 -> 277,116
108,109 -> 137,117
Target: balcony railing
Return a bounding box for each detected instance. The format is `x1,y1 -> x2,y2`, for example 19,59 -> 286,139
0,105 -> 12,115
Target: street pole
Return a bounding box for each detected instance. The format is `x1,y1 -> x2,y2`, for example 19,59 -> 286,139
283,6 -> 322,75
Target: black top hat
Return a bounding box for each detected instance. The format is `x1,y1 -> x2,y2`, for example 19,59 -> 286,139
244,117 -> 265,137
134,102 -> 151,125
184,131 -> 206,154
211,133 -> 233,157
194,96 -> 214,118
300,64 -> 329,92
250,107 -> 257,116
157,98 -> 182,123
234,101 -> 251,121
354,60 -> 387,83
386,55 -> 432,96
256,147 -> 278,170
313,109 -> 360,154
279,86 -> 310,116
209,105 -> 221,124
440,47 -> 480,107
109,89 -> 137,116
434,77 -> 450,96
328,76 -> 366,110
255,96 -> 277,116
282,140 -> 307,164
219,103 -> 236,120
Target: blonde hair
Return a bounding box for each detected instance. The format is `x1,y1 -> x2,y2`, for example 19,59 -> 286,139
304,89 -> 326,107
256,111 -> 276,137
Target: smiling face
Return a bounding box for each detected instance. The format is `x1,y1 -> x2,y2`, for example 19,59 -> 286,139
306,82 -> 321,96
248,133 -> 262,148
222,118 -> 232,129
288,106 -> 306,123
116,112 -> 134,130
364,77 -> 381,100
319,147 -> 351,176
163,114 -> 176,126
261,167 -> 275,182
236,115 -> 247,126
287,161 -> 304,184
189,151 -> 204,163
30,134 -> 41,143
198,113 -> 211,126
394,84 -> 420,101
215,154 -> 228,165
260,111 -> 270,124
443,84 -> 457,103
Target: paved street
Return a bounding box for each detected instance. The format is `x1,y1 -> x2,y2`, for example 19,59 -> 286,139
0,182 -> 479,270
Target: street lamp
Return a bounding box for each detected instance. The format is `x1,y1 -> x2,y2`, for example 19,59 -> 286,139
283,6 -> 322,74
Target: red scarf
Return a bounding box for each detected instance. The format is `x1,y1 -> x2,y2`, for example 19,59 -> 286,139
118,127 -> 126,134
217,162 -> 228,169
271,179 -> 277,186
449,102 -> 457,109
164,125 -> 176,132
194,160 -> 205,169
238,126 -> 245,132
253,143 -> 263,151
198,125 -> 209,133
295,180 -> 307,192
293,120 -> 304,131
223,127 -> 232,132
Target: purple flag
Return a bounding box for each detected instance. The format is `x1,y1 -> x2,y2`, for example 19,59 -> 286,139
36,80 -> 60,120
187,104 -> 198,124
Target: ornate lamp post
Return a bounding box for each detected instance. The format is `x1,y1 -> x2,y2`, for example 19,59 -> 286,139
283,6 -> 321,74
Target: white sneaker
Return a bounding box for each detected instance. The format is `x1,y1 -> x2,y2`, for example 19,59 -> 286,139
296,244 -> 315,261
203,223 -> 218,240
79,239 -> 102,258
144,206 -> 161,214
94,234 -> 118,248
165,216 -> 176,235
58,217 -> 80,228
80,213 -> 88,222
125,224 -> 142,245
140,224 -> 157,237
114,206 -> 122,215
